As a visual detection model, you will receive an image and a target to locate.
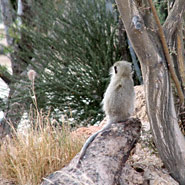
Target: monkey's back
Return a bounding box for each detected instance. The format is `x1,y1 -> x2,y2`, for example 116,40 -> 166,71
103,76 -> 135,123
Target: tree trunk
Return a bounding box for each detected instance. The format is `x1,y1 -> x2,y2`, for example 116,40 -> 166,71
118,19 -> 142,85
115,0 -> 185,184
0,0 -> 31,138
0,0 -> 18,137
41,118 -> 141,185
118,19 -> 131,62
0,0 -> 14,46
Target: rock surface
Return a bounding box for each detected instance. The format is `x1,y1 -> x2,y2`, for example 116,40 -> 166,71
41,118 -> 141,185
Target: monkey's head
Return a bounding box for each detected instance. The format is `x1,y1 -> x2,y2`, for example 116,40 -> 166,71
111,61 -> 133,77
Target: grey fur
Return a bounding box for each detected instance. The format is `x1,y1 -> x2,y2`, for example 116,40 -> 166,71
76,61 -> 135,167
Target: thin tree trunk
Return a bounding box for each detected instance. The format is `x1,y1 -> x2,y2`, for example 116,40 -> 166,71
128,39 -> 143,84
0,0 -> 30,138
0,0 -> 17,137
0,0 -> 14,46
118,19 -> 142,84
115,0 -> 185,184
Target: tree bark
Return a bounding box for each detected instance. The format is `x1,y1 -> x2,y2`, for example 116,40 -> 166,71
115,0 -> 185,184
163,0 -> 185,43
41,118 -> 141,185
0,0 -> 15,46
0,0 -> 31,138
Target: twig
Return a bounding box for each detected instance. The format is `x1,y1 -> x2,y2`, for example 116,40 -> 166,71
176,24 -> 185,86
0,71 -> 11,85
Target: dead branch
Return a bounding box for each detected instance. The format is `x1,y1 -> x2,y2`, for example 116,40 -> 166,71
176,24 -> 185,86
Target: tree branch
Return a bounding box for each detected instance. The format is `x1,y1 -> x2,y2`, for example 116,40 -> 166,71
163,0 -> 185,42
0,73 -> 11,85
0,66 -> 11,85
148,0 -> 184,105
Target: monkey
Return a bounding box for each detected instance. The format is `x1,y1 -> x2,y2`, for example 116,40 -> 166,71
102,60 -> 135,123
76,60 -> 135,167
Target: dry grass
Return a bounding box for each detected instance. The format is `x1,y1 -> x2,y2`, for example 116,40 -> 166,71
0,110 -> 84,185
0,69 -> 85,185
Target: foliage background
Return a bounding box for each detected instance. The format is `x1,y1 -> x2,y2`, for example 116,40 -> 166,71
0,0 -> 171,126
13,0 -> 124,126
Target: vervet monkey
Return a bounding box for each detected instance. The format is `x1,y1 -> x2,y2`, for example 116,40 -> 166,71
77,61 -> 135,166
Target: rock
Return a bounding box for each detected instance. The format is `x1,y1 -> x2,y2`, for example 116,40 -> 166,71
134,85 -> 148,123
41,118 -> 141,185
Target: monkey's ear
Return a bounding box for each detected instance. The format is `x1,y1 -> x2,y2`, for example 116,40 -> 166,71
114,66 -> 117,74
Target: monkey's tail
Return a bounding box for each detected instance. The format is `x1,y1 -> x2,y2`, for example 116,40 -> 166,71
77,122 -> 112,167
78,130 -> 100,161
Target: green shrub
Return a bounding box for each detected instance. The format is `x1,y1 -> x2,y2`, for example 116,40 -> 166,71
16,0 -> 123,126
153,0 -> 168,24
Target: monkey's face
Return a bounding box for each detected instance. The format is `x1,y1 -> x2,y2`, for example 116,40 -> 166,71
112,61 -> 132,77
